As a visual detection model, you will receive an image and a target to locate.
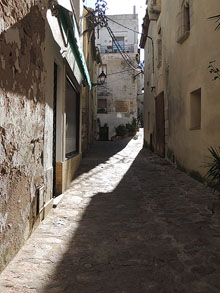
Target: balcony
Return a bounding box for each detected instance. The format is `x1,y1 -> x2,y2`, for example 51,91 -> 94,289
100,45 -> 135,53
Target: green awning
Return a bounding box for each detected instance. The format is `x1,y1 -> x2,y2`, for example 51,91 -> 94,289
57,5 -> 92,89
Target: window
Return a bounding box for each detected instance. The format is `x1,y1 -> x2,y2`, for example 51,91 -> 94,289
97,98 -> 107,113
177,1 -> 190,44
113,37 -> 124,53
65,77 -> 79,157
190,88 -> 201,130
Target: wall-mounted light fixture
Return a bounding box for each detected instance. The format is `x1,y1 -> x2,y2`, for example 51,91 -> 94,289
98,70 -> 107,84
92,70 -> 107,87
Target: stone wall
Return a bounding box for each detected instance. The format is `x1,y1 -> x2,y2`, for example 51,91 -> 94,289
0,1 -> 49,272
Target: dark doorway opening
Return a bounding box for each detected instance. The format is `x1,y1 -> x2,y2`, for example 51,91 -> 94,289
99,125 -> 109,141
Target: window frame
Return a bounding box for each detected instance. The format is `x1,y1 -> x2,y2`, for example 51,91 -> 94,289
177,0 -> 191,44
97,98 -> 108,114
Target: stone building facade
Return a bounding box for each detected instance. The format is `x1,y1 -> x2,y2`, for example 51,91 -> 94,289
140,0 -> 220,176
0,0 -> 96,272
96,11 -> 139,140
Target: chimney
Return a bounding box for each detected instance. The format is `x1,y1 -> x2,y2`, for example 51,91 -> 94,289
133,5 -> 136,15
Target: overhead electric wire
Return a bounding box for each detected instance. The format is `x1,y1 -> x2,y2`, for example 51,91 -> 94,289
106,26 -> 141,71
85,3 -> 143,73
104,14 -> 154,72
100,75 -> 133,85
107,28 -> 138,70
85,6 -> 150,39
107,68 -> 134,76
106,15 -> 144,36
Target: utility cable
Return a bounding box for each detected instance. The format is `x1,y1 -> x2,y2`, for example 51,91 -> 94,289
106,26 -> 135,67
107,68 -> 134,76
106,26 -> 140,71
106,16 -> 144,36
103,14 -> 154,72
84,6 -> 140,70
85,2 -> 143,73
107,25 -> 142,71
100,75 -> 133,85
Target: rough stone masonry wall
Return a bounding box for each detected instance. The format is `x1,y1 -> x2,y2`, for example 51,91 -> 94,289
0,0 -> 48,272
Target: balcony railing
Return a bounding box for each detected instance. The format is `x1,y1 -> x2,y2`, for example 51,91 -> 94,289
100,45 -> 134,53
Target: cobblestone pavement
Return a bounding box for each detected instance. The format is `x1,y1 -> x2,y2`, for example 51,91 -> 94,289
1,130 -> 220,292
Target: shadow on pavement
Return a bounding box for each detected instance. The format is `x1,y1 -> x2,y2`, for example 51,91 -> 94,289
43,149 -> 163,292
43,137 -> 220,292
76,137 -> 133,176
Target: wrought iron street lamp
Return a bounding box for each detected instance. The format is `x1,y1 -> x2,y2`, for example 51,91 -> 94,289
98,70 -> 107,84
92,70 -> 107,87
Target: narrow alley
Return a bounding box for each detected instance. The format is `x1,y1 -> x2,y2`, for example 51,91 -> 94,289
1,130 -> 220,292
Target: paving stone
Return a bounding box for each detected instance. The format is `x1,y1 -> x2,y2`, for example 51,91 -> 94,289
1,130 -> 220,292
